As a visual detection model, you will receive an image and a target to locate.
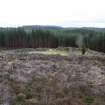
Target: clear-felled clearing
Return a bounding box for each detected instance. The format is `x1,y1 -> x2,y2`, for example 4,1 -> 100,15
0,47 -> 105,105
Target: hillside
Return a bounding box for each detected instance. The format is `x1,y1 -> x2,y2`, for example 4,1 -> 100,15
0,48 -> 105,105
21,25 -> 105,32
1,25 -> 105,32
0,25 -> 105,53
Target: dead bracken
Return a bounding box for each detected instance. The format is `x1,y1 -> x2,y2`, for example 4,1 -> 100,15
0,48 -> 105,105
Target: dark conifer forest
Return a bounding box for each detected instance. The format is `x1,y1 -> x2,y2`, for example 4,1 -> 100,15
0,26 -> 105,52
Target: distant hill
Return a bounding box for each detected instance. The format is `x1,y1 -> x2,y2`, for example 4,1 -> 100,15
20,25 -> 63,32
21,25 -> 105,33
0,25 -> 105,33
82,27 -> 105,32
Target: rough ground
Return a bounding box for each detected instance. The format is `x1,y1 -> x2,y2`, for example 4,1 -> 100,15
0,48 -> 105,105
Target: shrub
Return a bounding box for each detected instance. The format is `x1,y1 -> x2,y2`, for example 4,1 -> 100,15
81,46 -> 87,55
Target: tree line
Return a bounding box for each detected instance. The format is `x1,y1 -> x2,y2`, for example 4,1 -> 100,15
0,28 -> 105,52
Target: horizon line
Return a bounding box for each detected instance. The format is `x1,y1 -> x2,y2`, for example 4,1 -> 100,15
0,24 -> 105,28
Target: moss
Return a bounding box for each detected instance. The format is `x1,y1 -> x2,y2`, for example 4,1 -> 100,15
84,96 -> 94,105
12,93 -> 26,105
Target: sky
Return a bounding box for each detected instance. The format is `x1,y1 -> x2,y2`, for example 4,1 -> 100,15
0,0 -> 105,27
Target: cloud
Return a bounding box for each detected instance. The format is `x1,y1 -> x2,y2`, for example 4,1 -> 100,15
0,0 -> 105,27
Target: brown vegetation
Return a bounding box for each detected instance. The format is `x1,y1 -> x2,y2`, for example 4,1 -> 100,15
0,48 -> 105,105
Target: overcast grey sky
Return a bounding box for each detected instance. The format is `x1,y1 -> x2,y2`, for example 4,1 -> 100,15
0,0 -> 105,27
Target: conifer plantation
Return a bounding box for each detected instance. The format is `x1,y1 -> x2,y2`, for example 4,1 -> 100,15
0,27 -> 105,52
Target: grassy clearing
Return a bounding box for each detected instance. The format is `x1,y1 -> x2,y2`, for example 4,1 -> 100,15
29,48 -> 69,56
1,47 -> 104,59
